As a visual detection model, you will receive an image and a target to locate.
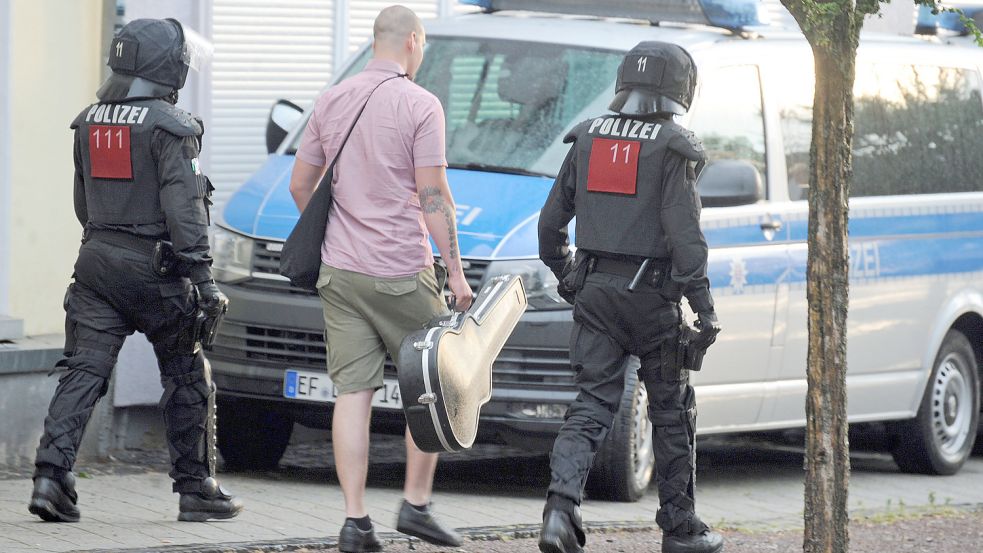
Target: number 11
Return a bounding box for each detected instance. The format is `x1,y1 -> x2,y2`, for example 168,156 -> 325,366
610,143 -> 631,164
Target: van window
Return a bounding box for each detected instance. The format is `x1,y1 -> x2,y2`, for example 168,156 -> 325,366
687,65 -> 768,195
287,38 -> 623,177
779,63 -> 983,199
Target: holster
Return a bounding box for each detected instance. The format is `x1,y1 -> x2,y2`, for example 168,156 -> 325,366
561,251 -> 593,292
195,301 -> 228,350
152,240 -> 179,278
661,323 -> 711,381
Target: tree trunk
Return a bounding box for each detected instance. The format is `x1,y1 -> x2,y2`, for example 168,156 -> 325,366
780,2 -> 864,553
802,45 -> 853,553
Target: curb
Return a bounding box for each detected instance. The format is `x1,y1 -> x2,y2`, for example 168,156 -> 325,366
77,521 -> 660,553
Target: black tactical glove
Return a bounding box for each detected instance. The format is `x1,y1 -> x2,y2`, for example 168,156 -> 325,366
695,311 -> 721,348
195,280 -> 229,316
556,256 -> 578,305
557,279 -> 577,305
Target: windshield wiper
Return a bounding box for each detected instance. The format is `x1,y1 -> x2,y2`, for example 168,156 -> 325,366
450,162 -> 554,179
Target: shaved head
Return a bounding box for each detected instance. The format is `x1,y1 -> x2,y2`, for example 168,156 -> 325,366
374,5 -> 423,48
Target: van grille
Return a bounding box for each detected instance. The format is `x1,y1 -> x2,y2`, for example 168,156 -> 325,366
210,320 -> 573,390
492,346 -> 576,391
209,320 -> 399,377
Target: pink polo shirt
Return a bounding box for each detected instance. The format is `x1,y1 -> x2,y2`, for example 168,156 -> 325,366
296,59 -> 447,278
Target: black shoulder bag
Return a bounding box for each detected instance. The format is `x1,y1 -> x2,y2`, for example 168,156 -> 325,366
280,73 -> 406,289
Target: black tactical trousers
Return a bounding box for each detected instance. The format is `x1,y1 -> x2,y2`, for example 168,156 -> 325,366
548,271 -> 702,534
34,237 -> 215,493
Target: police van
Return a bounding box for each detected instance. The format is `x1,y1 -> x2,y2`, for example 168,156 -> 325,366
207,0 -> 983,501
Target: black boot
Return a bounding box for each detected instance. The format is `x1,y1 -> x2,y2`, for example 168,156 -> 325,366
662,518 -> 724,553
339,517 -> 383,553
28,473 -> 80,523
178,477 -> 243,522
396,500 -> 462,546
538,495 -> 585,553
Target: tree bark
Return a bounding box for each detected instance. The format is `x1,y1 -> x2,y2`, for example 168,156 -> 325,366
802,45 -> 853,553
779,2 -> 864,553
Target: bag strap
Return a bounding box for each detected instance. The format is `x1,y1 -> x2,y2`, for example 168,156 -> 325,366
326,72 -> 408,171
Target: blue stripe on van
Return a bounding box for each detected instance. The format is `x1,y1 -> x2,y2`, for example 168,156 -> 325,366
786,211 -> 983,242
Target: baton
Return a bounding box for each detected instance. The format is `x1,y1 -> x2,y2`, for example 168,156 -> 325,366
627,258 -> 652,292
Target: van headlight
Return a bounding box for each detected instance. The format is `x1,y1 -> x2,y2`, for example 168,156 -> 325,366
482,259 -> 569,310
209,226 -> 254,283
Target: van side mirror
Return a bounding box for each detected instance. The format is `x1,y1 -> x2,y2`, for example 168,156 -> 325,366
697,160 -> 764,207
266,99 -> 303,154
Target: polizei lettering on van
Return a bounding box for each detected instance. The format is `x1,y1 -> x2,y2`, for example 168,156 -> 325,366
84,104 -> 150,126
588,117 -> 662,140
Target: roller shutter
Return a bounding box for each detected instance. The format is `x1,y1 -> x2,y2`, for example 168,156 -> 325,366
209,0 -> 335,206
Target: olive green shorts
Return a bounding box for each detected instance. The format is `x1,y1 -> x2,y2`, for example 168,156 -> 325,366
316,263 -> 448,395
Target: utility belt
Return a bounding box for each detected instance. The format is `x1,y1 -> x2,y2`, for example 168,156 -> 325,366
592,256 -> 670,290
86,229 -> 180,278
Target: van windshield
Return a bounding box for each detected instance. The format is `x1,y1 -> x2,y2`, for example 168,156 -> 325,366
287,38 -> 624,177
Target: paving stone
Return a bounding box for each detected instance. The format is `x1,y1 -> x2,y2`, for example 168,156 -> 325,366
1,438 -> 981,552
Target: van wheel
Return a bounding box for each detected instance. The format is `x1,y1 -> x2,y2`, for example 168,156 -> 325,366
216,398 -> 294,470
586,367 -> 654,502
892,330 -> 980,475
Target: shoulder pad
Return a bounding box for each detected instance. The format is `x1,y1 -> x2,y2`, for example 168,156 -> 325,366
70,104 -> 96,130
153,102 -> 203,137
563,119 -> 592,144
664,123 -> 706,163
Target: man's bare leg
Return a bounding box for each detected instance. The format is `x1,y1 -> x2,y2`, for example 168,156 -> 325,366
403,427 -> 438,505
333,390 -> 374,518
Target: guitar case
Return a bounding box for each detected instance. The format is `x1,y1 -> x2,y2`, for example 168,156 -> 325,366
398,274 -> 527,453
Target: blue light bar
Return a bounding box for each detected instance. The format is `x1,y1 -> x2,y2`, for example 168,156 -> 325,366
458,0 -> 762,31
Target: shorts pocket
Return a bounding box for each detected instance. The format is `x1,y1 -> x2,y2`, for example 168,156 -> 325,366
316,270 -> 332,290
374,277 -> 418,296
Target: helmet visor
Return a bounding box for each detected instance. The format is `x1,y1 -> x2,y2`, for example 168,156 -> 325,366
180,26 -> 214,72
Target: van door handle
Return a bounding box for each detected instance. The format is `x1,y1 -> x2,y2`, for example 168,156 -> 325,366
760,220 -> 783,232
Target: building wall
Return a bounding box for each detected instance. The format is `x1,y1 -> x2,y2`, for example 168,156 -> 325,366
0,0 -> 12,320
8,0 -> 106,336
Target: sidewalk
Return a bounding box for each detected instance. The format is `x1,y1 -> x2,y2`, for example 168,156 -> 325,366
1,438 -> 981,552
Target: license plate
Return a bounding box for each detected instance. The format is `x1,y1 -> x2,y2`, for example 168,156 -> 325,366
283,369 -> 403,410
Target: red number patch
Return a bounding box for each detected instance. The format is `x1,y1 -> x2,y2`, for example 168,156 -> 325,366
586,138 -> 640,195
89,125 -> 133,179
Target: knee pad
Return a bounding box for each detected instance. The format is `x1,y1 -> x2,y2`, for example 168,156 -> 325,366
160,351 -> 211,410
54,331 -> 121,395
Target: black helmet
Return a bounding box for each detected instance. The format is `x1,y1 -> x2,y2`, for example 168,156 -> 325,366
97,19 -> 211,102
609,41 -> 697,117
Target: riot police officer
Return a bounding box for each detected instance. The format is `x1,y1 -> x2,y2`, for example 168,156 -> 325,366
537,42 -> 723,553
29,18 -> 242,523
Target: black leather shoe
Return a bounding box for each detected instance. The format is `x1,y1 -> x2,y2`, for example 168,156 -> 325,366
538,508 -> 585,553
28,474 -> 80,523
338,518 -> 382,553
662,528 -> 724,553
178,477 -> 244,522
396,500 -> 462,546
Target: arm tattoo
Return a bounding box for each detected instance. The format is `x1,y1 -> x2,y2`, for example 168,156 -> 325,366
445,204 -> 459,267
419,185 -> 461,271
419,186 -> 444,214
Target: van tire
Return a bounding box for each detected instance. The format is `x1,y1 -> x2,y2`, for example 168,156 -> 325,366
586,367 -> 654,502
216,398 -> 293,471
891,330 -> 980,475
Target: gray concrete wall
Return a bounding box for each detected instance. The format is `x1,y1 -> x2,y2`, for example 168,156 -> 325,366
0,335 -> 116,467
